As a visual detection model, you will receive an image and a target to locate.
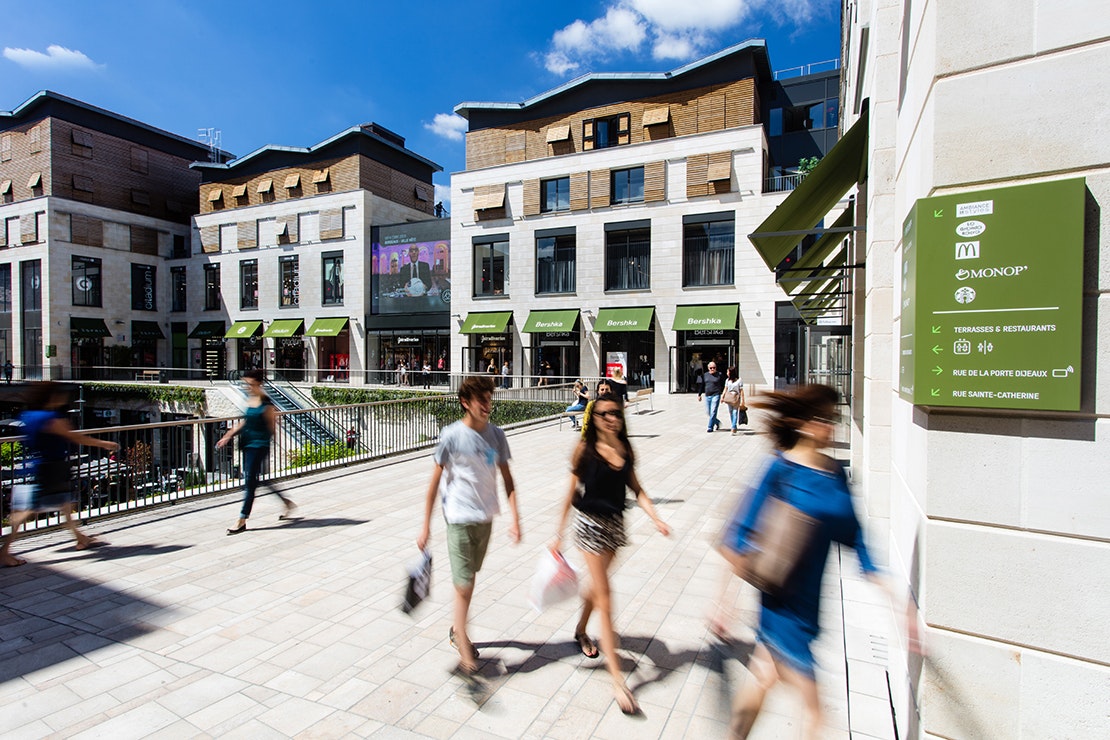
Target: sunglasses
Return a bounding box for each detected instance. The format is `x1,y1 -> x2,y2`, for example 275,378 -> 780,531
594,410 -> 623,419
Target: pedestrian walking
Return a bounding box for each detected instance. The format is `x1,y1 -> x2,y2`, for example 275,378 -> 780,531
422,361 -> 431,389
551,392 -> 670,715
1,382 -> 119,567
500,360 -> 510,389
698,361 -> 724,432
416,375 -> 521,674
218,369 -> 295,534
3,359 -> 12,384
723,384 -> 881,739
723,365 -> 747,435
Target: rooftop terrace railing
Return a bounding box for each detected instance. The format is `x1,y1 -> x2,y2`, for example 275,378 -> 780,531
1,391 -> 566,538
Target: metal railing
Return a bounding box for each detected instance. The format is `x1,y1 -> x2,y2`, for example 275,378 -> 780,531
773,59 -> 839,80
764,173 -> 804,193
1,392 -> 566,537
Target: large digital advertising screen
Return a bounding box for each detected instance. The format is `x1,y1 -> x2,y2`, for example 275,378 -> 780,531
371,220 -> 450,315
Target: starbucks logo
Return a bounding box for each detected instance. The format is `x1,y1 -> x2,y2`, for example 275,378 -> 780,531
954,286 -> 976,304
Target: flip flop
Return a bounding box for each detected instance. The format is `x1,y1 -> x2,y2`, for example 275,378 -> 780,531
575,632 -> 600,659
615,684 -> 640,715
1,556 -> 27,568
74,536 -> 104,551
449,626 -> 480,659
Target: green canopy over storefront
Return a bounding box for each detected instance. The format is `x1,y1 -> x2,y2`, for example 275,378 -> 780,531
305,317 -> 350,337
131,320 -> 165,340
225,320 -> 263,339
263,319 -> 304,338
671,304 -> 738,331
593,307 -> 655,332
70,317 -> 112,338
188,321 -> 225,339
521,309 -> 579,333
459,311 -> 512,334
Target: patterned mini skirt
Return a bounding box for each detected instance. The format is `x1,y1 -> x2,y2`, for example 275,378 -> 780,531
574,510 -> 627,554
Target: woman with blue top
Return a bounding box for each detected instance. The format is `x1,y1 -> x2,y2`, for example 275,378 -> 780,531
726,384 -> 880,740
218,369 -> 295,534
1,382 -> 119,567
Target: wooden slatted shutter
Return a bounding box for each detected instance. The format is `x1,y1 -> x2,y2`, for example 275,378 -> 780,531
569,172 -> 589,211
589,169 -> 610,209
582,120 -> 595,151
616,113 -> 631,145
643,161 -> 666,202
200,225 -> 220,253
686,154 -> 709,198
523,179 -> 541,216
237,221 -> 257,249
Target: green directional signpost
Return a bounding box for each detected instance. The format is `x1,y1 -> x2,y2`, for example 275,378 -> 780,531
899,178 -> 1085,411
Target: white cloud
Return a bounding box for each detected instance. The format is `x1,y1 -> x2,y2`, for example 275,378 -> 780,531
424,113 -> 467,142
3,44 -> 102,72
651,31 -> 704,60
628,0 -> 751,31
546,6 -> 647,74
434,183 -> 451,209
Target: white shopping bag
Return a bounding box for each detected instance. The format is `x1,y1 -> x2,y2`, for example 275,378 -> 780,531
529,549 -> 579,613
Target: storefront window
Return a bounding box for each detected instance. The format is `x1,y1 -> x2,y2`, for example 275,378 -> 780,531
240,259 -> 258,309
682,214 -> 735,286
72,256 -> 102,307
322,252 -> 343,306
473,238 -> 508,297
605,226 -> 650,291
280,256 -> 299,307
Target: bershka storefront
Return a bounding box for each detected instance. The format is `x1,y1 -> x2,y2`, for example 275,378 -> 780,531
522,309 -> 580,382
593,307 -> 654,387
671,304 -> 739,393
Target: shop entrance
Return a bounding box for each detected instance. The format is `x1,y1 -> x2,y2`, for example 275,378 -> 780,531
464,335 -> 512,377
599,330 -> 653,388
669,343 -> 736,394
803,324 -> 852,403
530,337 -> 579,385
275,338 -> 306,381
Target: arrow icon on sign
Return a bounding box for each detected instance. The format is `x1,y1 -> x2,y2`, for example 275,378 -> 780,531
931,325 -> 941,334
933,209 -> 943,218
932,366 -> 943,375
930,388 -> 940,397
932,345 -> 942,355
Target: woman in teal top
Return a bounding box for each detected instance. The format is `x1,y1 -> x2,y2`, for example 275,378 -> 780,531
217,369 -> 295,534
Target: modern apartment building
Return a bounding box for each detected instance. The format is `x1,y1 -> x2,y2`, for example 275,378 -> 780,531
0,91 -> 217,378
190,124 -> 441,382
451,40 -> 845,391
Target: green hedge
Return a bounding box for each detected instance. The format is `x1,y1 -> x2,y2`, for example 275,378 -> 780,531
288,441 -> 353,467
84,383 -> 206,408
310,387 -> 435,405
310,386 -> 563,428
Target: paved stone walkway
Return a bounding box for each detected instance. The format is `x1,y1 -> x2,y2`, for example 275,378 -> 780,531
0,392 -> 897,739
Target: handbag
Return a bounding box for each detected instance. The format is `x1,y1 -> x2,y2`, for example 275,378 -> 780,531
401,549 -> 432,614
722,388 -> 741,407
719,495 -> 817,597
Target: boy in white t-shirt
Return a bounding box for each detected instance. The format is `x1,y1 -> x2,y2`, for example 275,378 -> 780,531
417,375 -> 520,673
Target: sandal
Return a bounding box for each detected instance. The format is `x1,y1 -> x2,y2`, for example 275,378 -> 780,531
574,632 -> 600,659
449,626 -> 480,660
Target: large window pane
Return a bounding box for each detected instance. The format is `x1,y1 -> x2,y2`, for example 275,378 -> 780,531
683,217 -> 735,286
72,256 -> 102,307
605,227 -> 650,291
171,266 -> 187,312
240,259 -> 258,309
536,234 -> 576,294
322,252 -> 343,305
541,177 -> 570,212
280,256 -> 299,307
204,264 -> 220,310
611,167 -> 644,204
473,239 -> 508,297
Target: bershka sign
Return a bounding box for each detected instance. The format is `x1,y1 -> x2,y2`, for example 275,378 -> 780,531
533,321 -> 564,329
131,264 -> 156,311
604,319 -> 638,328
684,317 -> 723,325
899,178 -> 1084,411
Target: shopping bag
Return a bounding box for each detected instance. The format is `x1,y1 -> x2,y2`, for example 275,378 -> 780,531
718,496 -> 817,597
529,549 -> 579,612
401,549 -> 432,614
11,483 -> 34,512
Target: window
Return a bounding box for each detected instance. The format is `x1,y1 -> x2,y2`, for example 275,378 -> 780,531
240,259 -> 258,309
171,266 -> 187,312
0,264 -> 10,312
72,256 -> 102,307
584,113 -> 630,150
130,148 -> 148,174
5,217 -> 18,247
611,167 -> 644,205
773,101 -> 834,134
203,264 -> 221,310
0,134 -> 10,162
280,256 -> 299,307
322,252 -> 344,306
605,224 -> 651,291
683,214 -> 735,287
21,260 -> 41,311
540,177 -> 570,213
536,231 -> 576,294
131,264 -> 157,311
473,237 -> 508,297
172,234 -> 188,259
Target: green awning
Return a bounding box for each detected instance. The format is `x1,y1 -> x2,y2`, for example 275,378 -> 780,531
792,268 -> 847,322
593,307 -> 655,333
521,309 -> 579,333
188,321 -> 225,339
305,317 -> 350,337
70,317 -> 112,338
749,107 -> 868,271
672,304 -> 738,331
263,319 -> 304,338
787,241 -> 850,297
225,320 -> 263,339
131,320 -> 165,340
782,205 -> 853,298
459,311 -> 512,334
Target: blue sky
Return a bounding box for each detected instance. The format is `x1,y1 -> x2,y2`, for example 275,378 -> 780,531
0,0 -> 841,207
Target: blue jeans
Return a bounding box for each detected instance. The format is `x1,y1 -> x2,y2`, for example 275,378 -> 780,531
729,405 -> 740,429
704,394 -> 722,431
240,446 -> 270,519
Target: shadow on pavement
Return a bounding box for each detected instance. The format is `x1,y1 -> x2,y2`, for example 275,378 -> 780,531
245,517 -> 368,532
36,543 -> 193,563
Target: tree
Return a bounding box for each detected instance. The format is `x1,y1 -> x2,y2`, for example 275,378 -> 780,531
797,156 -> 821,179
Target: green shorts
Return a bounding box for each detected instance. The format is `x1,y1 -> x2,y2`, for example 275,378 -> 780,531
446,521 -> 493,587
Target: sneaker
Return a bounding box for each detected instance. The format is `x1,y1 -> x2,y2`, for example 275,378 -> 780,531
731,429 -> 737,436
707,428 -> 714,433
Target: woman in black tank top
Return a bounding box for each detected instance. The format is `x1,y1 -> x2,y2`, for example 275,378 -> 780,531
551,394 -> 671,716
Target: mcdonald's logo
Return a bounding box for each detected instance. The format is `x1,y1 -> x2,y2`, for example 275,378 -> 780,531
955,241 -> 980,260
